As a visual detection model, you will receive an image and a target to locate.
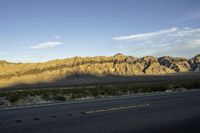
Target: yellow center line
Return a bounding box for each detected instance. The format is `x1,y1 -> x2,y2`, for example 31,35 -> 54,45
85,104 -> 150,114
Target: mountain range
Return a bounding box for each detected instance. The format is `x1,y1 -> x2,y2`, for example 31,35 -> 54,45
0,53 -> 199,88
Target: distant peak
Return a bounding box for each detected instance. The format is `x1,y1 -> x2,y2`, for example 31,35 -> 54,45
113,53 -> 125,57
142,56 -> 157,59
194,54 -> 200,58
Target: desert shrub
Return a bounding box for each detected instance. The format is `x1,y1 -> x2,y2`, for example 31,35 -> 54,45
0,79 -> 200,105
55,95 -> 66,101
5,93 -> 20,103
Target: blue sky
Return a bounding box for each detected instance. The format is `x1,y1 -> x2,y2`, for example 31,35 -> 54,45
0,0 -> 200,62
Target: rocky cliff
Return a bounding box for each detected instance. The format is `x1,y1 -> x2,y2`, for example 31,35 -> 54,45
0,53 -> 199,88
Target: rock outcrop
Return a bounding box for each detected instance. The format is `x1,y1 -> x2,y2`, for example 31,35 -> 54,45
0,53 -> 199,88
158,56 -> 190,72
189,54 -> 200,71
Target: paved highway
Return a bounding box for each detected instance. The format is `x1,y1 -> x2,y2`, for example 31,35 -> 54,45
0,90 -> 200,133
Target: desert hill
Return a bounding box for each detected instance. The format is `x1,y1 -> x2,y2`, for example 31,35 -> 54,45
0,53 -> 199,88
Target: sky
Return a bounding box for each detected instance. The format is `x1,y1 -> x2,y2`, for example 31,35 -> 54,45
0,0 -> 200,62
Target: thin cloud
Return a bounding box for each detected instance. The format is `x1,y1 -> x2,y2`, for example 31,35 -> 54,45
113,27 -> 200,58
169,10 -> 200,23
54,35 -> 61,39
181,10 -> 200,21
30,41 -> 62,49
113,27 -> 177,41
184,39 -> 200,49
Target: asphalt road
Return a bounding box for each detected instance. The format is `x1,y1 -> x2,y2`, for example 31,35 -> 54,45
0,90 -> 200,133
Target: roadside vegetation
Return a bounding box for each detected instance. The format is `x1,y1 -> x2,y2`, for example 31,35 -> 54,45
0,80 -> 200,107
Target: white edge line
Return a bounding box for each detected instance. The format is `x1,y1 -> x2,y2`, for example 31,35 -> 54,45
85,104 -> 150,114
